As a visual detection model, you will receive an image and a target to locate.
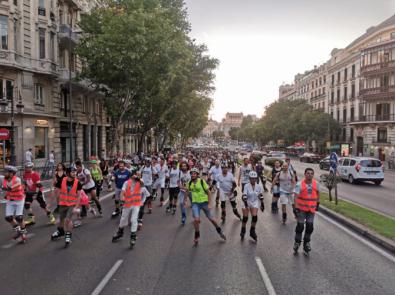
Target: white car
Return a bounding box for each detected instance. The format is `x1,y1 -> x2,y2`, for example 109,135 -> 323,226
337,157 -> 384,185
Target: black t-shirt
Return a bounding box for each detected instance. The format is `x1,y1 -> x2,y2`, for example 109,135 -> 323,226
55,172 -> 66,189
55,176 -> 83,191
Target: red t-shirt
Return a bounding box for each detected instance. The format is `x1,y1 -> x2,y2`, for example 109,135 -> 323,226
23,171 -> 41,192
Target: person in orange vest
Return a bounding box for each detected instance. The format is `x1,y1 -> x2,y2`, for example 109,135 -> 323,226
293,168 -> 320,255
2,165 -> 28,243
112,172 -> 149,248
51,166 -> 82,247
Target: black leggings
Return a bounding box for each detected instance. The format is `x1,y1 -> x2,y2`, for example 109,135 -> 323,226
169,187 -> 180,203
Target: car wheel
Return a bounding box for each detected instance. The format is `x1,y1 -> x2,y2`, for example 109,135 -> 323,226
319,163 -> 323,170
374,180 -> 382,186
348,174 -> 354,184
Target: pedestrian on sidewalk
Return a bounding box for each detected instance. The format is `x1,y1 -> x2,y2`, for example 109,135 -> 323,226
25,148 -> 33,163
186,168 -> 226,245
293,168 -> 320,255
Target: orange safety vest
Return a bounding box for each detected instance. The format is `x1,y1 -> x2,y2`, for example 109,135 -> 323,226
123,179 -> 142,208
59,178 -> 79,207
3,176 -> 25,201
295,179 -> 318,213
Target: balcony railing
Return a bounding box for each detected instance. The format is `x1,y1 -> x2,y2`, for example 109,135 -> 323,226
351,114 -> 395,123
58,24 -> 80,46
359,85 -> 395,100
360,60 -> 395,76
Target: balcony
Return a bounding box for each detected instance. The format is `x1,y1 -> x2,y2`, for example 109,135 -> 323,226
350,114 -> 395,124
58,68 -> 77,82
58,24 -> 80,48
359,85 -> 395,100
310,93 -> 326,102
360,60 -> 395,76
0,49 -> 57,76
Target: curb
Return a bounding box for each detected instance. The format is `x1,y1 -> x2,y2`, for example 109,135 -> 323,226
319,205 -> 395,255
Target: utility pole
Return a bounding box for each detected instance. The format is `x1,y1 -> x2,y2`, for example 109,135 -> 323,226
68,10 -> 73,163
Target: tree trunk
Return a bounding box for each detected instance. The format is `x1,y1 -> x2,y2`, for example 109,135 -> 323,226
159,132 -> 168,151
138,132 -> 146,154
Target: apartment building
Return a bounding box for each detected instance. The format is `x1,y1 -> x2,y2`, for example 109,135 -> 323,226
279,84 -> 296,101
279,14 -> 395,161
0,0 -> 110,166
220,112 -> 243,137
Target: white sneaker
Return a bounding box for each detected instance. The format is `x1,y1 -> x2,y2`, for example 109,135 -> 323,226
73,220 -> 82,228
89,207 -> 97,217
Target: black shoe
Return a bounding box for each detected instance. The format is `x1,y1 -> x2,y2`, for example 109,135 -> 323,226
293,241 -> 301,254
240,227 -> 246,240
51,228 -> 65,241
250,228 -> 257,242
112,228 -> 124,242
303,242 -> 311,254
111,210 -> 120,218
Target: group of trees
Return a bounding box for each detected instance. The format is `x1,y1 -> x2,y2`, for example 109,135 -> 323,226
76,0 -> 217,152
229,99 -> 341,147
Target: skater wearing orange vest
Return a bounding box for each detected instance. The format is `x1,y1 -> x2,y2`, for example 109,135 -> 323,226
112,172 -> 149,248
293,168 -> 320,255
51,166 -> 82,247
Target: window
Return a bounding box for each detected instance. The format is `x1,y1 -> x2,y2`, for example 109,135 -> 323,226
337,89 -> 340,101
351,84 -> 355,98
34,84 -> 44,105
337,72 -> 341,83
49,32 -> 55,61
14,0 -> 17,6
0,15 -> 8,50
343,109 -> 347,123
38,0 -> 46,16
35,127 -> 48,159
82,96 -> 88,113
350,107 -> 355,121
13,19 -> 18,52
39,28 -> 45,59
352,65 -> 356,78
343,158 -> 350,166
377,128 -> 387,143
342,128 -> 346,142
350,128 -> 354,142
337,110 -> 340,122
350,159 -> 356,166
376,103 -> 390,120
344,87 -> 348,100
331,91 -> 334,103
4,80 -> 13,100
331,74 -> 335,86
323,87 -> 326,94
344,68 -> 348,81
324,75 -> 326,83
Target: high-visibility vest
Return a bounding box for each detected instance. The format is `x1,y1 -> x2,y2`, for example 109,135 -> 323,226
295,179 -> 318,213
59,178 -> 79,207
3,176 -> 25,201
123,179 -> 142,208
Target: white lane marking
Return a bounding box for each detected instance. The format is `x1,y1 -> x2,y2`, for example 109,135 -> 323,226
255,257 -> 277,295
2,233 -> 35,249
91,259 -> 123,295
318,212 -> 395,264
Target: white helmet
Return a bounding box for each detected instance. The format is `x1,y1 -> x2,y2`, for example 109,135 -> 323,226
25,162 -> 34,169
249,171 -> 258,178
190,168 -> 200,174
4,165 -> 18,173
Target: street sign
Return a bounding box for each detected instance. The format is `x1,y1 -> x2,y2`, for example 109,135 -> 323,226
0,128 -> 10,140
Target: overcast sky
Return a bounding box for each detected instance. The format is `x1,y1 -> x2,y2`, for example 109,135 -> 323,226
184,0 -> 395,121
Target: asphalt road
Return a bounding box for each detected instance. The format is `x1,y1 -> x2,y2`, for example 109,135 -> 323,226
0,184 -> 394,295
289,160 -> 395,219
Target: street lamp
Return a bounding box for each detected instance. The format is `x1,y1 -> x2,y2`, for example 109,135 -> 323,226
0,88 -> 24,165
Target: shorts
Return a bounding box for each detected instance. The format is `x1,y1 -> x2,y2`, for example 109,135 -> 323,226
219,190 -> 234,202
192,202 -> 212,219
115,188 -> 122,201
154,178 -> 166,189
169,187 -> 180,199
5,199 -> 25,216
279,192 -> 294,205
83,187 -> 96,194
58,205 -> 75,220
25,192 -> 37,203
241,199 -> 259,209
296,210 -> 315,223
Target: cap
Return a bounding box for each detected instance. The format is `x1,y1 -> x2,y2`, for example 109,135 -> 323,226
249,171 -> 258,178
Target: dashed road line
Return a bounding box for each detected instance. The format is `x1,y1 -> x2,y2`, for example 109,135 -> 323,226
255,256 -> 277,295
91,259 -> 123,295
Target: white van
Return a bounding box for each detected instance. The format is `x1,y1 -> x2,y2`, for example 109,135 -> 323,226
337,157 -> 384,185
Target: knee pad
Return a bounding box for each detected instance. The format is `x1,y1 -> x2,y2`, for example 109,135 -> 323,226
230,200 -> 237,208
252,215 -> 258,223
36,193 -> 47,209
220,201 -> 226,209
242,216 -> 248,223
24,202 -> 31,210
5,216 -> 14,223
15,215 -> 24,223
305,223 -> 314,234
295,222 -> 305,234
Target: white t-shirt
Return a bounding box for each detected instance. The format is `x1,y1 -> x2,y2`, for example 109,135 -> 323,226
240,164 -> 253,184
179,170 -> 191,192
49,153 -> 55,163
209,165 -> 222,181
243,182 -> 263,203
25,150 -> 33,162
78,168 -> 95,190
218,172 -> 235,194
169,168 -> 180,188
201,161 -> 210,174
140,166 -> 154,186
155,164 -> 169,180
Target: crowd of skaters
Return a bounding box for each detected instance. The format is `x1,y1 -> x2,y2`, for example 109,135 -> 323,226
1,148 -> 320,253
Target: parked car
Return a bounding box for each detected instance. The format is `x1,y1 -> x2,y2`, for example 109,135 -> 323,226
337,157 -> 384,185
264,151 -> 286,166
319,156 -> 330,170
299,152 -> 322,163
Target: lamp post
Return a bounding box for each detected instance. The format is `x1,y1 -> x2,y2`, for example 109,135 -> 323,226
0,87 -> 24,166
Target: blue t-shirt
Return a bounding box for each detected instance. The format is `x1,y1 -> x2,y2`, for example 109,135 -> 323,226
114,169 -> 131,189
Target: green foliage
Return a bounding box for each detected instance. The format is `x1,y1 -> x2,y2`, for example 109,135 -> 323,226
212,130 -> 225,140
76,0 -> 218,151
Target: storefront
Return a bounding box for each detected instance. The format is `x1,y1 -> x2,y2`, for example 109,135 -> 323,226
0,127 -> 10,167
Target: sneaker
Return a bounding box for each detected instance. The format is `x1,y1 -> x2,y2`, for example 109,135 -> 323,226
111,210 -> 120,218
51,229 -> 65,240
293,241 -> 301,253
25,215 -> 35,226
166,206 -> 171,213
73,219 -> 82,228
89,207 -> 97,217
47,213 -> 56,225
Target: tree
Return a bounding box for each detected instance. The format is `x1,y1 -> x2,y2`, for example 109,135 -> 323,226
212,130 -> 225,140
76,0 -> 218,153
